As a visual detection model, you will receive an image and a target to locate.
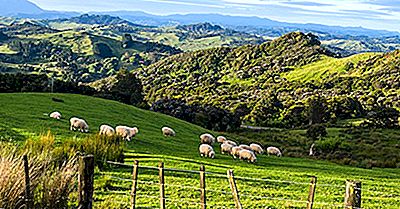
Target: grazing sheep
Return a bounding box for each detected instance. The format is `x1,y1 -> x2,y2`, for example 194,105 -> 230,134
217,136 -> 227,143
239,149 -> 257,163
267,146 -> 282,157
250,143 -> 264,155
69,117 -> 89,133
200,133 -> 215,145
162,127 -> 176,136
230,146 -> 243,159
49,111 -> 62,120
199,144 -> 215,159
116,126 -> 139,141
221,143 -> 234,155
239,144 -> 253,151
99,124 -> 115,136
224,140 -> 237,146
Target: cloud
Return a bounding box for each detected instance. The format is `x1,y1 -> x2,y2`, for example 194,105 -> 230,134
282,1 -> 333,7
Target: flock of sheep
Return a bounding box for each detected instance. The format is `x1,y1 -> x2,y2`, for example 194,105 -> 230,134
49,111 -> 139,141
49,111 -> 282,164
198,134 -> 282,163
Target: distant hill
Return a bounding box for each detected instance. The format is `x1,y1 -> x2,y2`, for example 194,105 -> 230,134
100,11 -> 400,38
48,14 -> 142,27
0,0 -> 43,16
44,15 -> 267,52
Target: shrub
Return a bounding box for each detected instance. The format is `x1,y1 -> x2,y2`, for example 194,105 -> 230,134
306,124 -> 327,140
81,134 -> 125,169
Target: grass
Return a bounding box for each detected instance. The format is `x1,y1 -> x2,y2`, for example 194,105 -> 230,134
284,53 -> 378,83
0,44 -> 18,55
0,93 -> 399,208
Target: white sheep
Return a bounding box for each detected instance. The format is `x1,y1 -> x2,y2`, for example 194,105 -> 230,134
116,126 -> 139,141
217,136 -> 227,143
230,146 -> 243,159
239,149 -> 257,163
200,133 -> 215,145
224,140 -> 237,146
99,124 -> 115,136
49,111 -> 62,120
239,144 -> 253,151
162,127 -> 176,136
267,146 -> 282,157
199,144 -> 215,159
250,143 -> 264,155
221,143 -> 234,155
69,117 -> 89,133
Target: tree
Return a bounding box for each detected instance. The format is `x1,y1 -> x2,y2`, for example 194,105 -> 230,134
365,106 -> 399,128
306,124 -> 328,140
93,43 -> 114,58
305,95 -> 329,125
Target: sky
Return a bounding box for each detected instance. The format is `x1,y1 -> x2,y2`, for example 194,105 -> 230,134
29,0 -> 400,31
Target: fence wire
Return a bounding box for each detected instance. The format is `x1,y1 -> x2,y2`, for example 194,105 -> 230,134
104,161 -> 396,209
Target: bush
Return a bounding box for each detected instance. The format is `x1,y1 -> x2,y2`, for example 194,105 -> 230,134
151,99 -> 241,131
81,134 -> 125,169
306,124 -> 327,140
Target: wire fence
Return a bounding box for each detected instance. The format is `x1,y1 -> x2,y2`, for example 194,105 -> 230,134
95,160 -> 400,209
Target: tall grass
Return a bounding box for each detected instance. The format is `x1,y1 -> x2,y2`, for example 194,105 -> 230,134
0,143 -> 77,209
0,130 -> 125,208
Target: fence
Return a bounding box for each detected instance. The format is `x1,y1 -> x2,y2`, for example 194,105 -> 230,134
20,155 -> 393,209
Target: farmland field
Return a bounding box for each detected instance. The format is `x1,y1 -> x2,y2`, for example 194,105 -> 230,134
0,93 -> 399,208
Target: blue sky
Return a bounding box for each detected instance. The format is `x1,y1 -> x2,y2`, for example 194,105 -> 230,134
30,0 -> 400,31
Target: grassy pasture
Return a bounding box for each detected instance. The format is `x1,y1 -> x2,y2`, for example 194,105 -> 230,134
0,93 -> 399,208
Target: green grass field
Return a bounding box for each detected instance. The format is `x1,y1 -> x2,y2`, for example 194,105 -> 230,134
0,93 -> 399,208
284,53 -> 378,83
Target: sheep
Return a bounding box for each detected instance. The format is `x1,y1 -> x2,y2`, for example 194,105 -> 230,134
99,124 -> 115,136
224,140 -> 237,146
162,127 -> 176,136
200,133 -> 215,145
239,149 -> 257,163
199,144 -> 215,159
217,136 -> 227,143
230,146 -> 243,159
267,146 -> 282,157
250,143 -> 264,155
116,126 -> 139,141
239,144 -> 253,152
49,111 -> 61,120
69,117 -> 89,133
221,143 -> 234,155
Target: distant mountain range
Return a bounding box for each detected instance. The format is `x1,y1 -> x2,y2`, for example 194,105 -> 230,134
1,0 -> 399,39
97,11 -> 400,38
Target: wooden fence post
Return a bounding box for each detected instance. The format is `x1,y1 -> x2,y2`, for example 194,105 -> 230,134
130,160 -> 139,209
200,165 -> 206,209
344,180 -> 362,209
23,155 -> 33,209
159,162 -> 165,209
78,155 -> 95,209
306,176 -> 317,209
227,169 -> 242,209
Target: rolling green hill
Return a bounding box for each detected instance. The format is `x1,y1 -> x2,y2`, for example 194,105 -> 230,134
0,93 -> 399,208
137,32 -> 400,129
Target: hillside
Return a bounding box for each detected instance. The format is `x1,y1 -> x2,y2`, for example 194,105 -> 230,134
0,21 -> 181,82
136,32 -> 400,129
0,93 -> 399,208
44,15 -> 267,51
